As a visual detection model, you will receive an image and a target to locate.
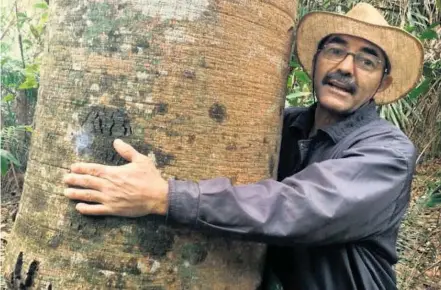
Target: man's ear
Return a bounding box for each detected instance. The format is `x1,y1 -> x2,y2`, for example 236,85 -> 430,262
377,75 -> 393,93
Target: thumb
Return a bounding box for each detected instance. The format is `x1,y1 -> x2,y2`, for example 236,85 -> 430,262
113,139 -> 140,162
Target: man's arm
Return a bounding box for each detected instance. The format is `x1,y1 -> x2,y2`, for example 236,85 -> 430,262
168,137 -> 416,246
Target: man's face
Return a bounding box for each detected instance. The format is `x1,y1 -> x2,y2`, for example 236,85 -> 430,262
314,34 -> 392,114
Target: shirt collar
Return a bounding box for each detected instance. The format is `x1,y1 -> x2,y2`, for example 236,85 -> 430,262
289,101 -> 379,143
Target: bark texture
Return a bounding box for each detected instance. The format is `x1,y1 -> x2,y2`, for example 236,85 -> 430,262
3,0 -> 296,289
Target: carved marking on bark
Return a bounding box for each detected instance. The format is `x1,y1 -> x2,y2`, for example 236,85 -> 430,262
10,252 -> 39,290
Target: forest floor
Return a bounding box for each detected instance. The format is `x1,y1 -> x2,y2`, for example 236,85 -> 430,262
1,159 -> 440,289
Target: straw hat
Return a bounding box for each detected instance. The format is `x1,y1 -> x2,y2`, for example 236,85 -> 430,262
295,2 -> 424,105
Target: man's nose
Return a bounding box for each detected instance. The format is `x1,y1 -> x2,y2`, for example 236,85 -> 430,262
335,54 -> 356,76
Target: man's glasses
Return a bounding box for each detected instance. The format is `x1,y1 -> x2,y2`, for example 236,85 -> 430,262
319,44 -> 384,72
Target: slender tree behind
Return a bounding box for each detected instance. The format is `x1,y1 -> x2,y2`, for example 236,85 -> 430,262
3,1 -> 296,288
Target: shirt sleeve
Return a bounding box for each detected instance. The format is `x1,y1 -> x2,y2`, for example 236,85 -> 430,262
166,136 -> 416,246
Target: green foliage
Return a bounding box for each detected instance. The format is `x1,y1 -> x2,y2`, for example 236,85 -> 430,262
0,1 -> 49,174
0,149 -> 21,176
285,58 -> 314,107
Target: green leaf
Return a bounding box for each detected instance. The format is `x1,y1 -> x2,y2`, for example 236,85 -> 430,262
426,188 -> 441,207
40,12 -> 49,24
289,59 -> 301,68
408,78 -> 431,100
287,74 -> 293,89
23,126 -> 33,132
419,29 -> 438,40
34,2 -> 49,9
0,149 -> 21,166
25,63 -> 39,74
2,94 -> 15,102
1,157 -> 8,176
294,70 -> 311,85
30,24 -> 41,39
16,12 -> 28,28
22,39 -> 33,48
428,22 -> 440,29
404,25 -> 416,33
18,77 -> 38,89
286,91 -> 312,99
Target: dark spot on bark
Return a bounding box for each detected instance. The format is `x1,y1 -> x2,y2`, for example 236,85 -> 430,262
269,155 -> 275,176
181,243 -> 207,265
165,129 -> 180,137
183,70 -> 196,79
138,89 -> 152,97
199,57 -> 207,67
48,283 -> 52,290
263,137 -> 268,144
131,46 -> 139,53
226,142 -> 237,151
171,114 -> 191,125
109,45 -> 119,52
153,150 -> 175,168
176,146 -> 182,150
99,75 -> 114,91
48,234 -> 62,249
68,214 -> 105,242
187,134 -> 196,144
119,75 -> 128,82
153,103 -> 168,115
128,219 -> 175,258
135,39 -> 150,49
209,103 -> 227,123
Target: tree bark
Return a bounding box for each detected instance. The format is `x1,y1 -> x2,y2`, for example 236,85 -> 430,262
3,0 -> 296,288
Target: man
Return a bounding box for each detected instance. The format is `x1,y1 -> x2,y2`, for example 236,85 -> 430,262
63,3 -> 424,290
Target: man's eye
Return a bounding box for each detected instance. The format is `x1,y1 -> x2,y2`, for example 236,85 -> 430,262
329,47 -> 345,56
360,57 -> 375,68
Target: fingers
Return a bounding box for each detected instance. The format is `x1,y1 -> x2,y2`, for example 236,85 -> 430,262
63,173 -> 106,191
70,162 -> 108,177
75,203 -> 111,216
113,139 -> 141,162
64,188 -> 106,203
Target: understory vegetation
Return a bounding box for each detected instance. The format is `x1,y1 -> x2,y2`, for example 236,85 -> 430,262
0,0 -> 440,289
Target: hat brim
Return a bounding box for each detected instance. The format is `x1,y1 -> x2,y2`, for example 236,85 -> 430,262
295,11 -> 424,105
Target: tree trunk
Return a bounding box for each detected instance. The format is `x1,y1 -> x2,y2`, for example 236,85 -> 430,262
3,0 -> 296,289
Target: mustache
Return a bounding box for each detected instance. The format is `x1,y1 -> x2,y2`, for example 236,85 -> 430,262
322,71 -> 357,95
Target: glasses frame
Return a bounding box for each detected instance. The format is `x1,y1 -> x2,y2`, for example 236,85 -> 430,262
318,44 -> 386,73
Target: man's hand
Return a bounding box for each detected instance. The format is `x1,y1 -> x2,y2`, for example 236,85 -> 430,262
63,139 -> 169,217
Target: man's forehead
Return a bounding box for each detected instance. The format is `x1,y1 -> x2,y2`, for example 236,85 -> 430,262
325,34 -> 381,51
